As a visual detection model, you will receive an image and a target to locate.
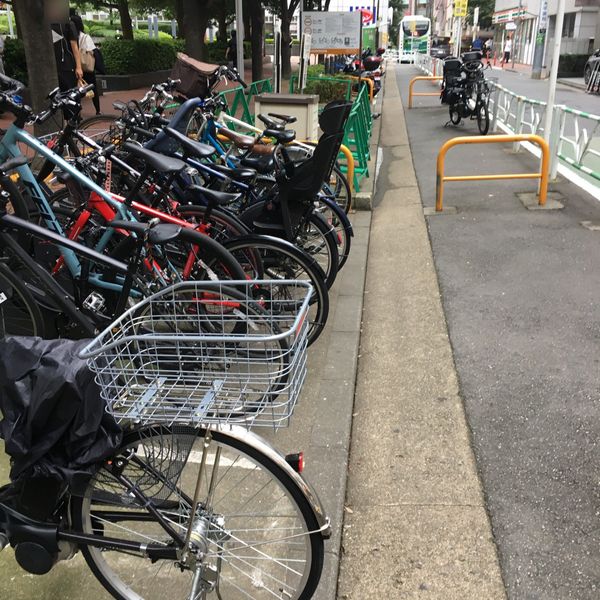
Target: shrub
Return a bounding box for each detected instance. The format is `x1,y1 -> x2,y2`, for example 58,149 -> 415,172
102,38 -> 184,74
304,79 -> 349,103
4,38 -> 27,85
307,64 -> 325,77
558,53 -> 589,77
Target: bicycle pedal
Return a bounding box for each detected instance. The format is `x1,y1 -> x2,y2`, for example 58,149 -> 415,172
83,292 -> 106,313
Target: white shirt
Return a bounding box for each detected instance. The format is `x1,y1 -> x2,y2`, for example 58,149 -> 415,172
79,31 -> 96,53
504,39 -> 512,53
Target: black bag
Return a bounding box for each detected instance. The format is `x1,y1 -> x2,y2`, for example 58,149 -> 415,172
93,47 -> 106,75
0,337 -> 122,496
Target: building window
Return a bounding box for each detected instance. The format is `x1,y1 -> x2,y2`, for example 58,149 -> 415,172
562,12 -> 575,38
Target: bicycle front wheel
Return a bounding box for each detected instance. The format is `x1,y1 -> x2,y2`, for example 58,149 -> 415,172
71,425 -> 325,600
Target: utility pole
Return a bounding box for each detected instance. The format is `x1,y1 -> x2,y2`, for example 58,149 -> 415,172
531,0 -> 548,79
543,0 -> 565,142
512,0 -> 522,69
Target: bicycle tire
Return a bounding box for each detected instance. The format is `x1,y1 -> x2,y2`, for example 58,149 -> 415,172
71,425 -> 325,600
477,101 -> 490,135
240,202 -> 340,289
330,165 -> 352,214
449,105 -> 461,125
223,234 -> 330,345
316,196 -> 352,271
77,114 -> 121,147
0,261 -> 45,337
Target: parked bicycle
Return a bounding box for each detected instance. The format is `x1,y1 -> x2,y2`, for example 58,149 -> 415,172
440,51 -> 492,135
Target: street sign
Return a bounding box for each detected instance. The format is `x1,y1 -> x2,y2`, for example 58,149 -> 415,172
539,0 -> 548,31
454,0 -> 468,18
302,11 -> 362,53
473,6 -> 479,25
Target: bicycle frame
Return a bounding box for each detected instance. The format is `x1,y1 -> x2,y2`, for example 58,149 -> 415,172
0,212 -> 129,335
0,123 -> 131,283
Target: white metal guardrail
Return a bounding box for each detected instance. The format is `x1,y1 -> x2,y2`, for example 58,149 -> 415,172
413,55 -> 600,201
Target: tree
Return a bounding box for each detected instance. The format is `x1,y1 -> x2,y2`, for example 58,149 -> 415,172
12,0 -> 58,135
264,0 -> 301,78
248,0 -> 264,80
73,0 -> 134,39
182,0 -> 218,60
468,0 -> 494,30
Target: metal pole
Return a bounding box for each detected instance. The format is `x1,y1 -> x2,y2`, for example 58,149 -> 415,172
531,0 -> 548,79
235,0 -> 245,77
543,0 -> 565,143
456,17 -> 462,56
512,0 -> 522,69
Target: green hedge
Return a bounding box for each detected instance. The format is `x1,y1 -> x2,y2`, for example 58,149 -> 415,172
102,39 -> 252,74
4,38 -> 27,85
102,38 -> 184,74
304,79 -> 349,103
558,53 -> 589,77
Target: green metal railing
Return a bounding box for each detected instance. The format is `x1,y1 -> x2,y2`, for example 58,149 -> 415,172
217,78 -> 274,128
247,78 -> 273,98
218,76 -> 375,192
217,86 -> 252,127
341,81 -> 373,191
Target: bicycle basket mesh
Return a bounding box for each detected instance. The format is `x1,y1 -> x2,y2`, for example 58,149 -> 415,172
81,281 -> 311,430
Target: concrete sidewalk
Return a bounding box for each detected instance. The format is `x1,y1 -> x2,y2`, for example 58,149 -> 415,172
336,67 -> 506,599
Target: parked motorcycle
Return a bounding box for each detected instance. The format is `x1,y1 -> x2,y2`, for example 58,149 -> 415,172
440,51 -> 492,135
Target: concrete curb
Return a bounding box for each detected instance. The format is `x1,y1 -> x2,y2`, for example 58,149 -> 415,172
557,77 -> 587,91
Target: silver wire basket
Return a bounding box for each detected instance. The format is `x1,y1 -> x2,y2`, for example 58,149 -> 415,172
79,280 -> 312,429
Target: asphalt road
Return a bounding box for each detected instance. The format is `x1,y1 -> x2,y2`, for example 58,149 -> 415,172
491,67 -> 600,114
395,64 -> 600,600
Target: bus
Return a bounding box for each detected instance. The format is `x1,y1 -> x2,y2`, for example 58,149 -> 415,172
398,16 -> 431,63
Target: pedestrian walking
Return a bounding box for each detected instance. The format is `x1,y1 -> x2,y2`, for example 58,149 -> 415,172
70,14 -> 102,114
48,0 -> 83,92
501,36 -> 512,68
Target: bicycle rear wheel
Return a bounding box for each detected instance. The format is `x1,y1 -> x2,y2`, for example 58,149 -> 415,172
223,235 -> 330,345
71,425 -> 325,600
0,262 -> 45,337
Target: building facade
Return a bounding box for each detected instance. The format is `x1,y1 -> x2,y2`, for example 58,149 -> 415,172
492,0 -> 599,66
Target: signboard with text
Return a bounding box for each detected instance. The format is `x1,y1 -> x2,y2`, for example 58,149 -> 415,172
454,0 -> 468,17
302,11 -> 362,54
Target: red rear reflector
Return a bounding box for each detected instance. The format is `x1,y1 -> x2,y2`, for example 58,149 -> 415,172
285,452 -> 304,473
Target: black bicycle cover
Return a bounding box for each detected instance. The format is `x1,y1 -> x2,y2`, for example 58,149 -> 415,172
0,337 -> 122,493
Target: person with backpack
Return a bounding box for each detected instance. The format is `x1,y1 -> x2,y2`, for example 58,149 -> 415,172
70,14 -> 102,115
48,0 -> 83,92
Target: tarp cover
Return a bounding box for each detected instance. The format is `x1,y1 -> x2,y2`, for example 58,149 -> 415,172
0,337 -> 122,492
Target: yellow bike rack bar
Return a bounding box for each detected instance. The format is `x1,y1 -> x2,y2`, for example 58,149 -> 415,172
435,134 -> 550,212
408,76 -> 443,109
